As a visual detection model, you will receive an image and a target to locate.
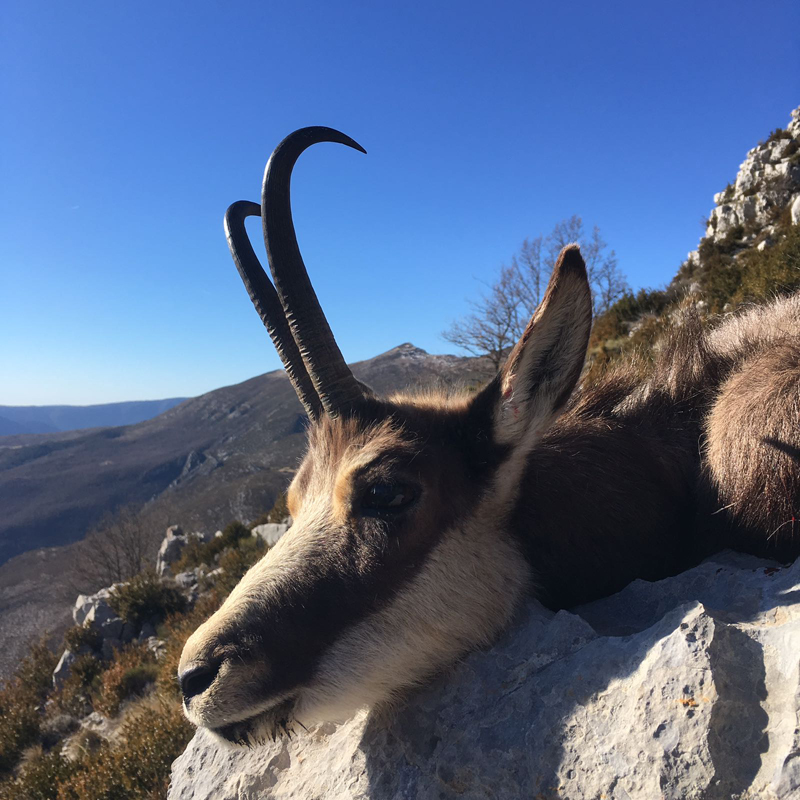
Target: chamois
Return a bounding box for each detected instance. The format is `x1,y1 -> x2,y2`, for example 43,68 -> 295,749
179,127 -> 800,745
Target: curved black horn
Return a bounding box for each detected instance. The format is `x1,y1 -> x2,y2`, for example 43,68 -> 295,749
262,127 -> 367,417
225,200 -> 323,420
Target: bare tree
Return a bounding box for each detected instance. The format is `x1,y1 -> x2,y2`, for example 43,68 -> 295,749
510,236 -> 547,315
545,216 -> 628,316
441,263 -> 521,370
68,503 -> 175,593
443,217 -> 629,367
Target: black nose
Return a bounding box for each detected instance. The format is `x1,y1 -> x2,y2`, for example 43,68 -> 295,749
179,662 -> 220,701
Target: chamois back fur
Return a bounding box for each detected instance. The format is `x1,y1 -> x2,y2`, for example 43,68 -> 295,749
509,297 -> 800,609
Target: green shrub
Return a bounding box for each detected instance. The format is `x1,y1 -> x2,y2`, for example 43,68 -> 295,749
215,536 -> 267,595
55,701 -> 193,800
93,645 -> 158,717
590,287 -> 671,347
0,748 -> 74,800
15,639 -> 58,699
249,492 -> 290,529
0,639 -> 56,774
54,654 -> 106,717
215,520 -> 251,548
766,127 -> 792,143
63,626 -> 102,654
0,685 -> 42,774
174,520 -> 253,572
170,536 -> 207,572
109,572 -> 186,628
732,224 -> 800,305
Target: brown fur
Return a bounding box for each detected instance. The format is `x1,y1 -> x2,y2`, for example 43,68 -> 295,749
179,246 -> 800,744
705,341 -> 800,561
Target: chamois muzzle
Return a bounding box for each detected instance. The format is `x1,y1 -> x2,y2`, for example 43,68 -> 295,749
225,126 -> 369,418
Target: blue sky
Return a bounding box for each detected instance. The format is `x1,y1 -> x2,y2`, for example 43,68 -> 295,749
1,0 -> 798,405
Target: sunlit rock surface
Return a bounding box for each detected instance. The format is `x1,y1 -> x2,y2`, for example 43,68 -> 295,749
168,550 -> 800,799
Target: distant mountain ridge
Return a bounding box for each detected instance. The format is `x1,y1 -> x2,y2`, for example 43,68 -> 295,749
0,398 -> 188,436
0,344 -> 493,566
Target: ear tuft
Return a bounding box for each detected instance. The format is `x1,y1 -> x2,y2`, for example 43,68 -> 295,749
555,243 -> 585,273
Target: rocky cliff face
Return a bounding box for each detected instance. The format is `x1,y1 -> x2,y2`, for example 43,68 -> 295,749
707,107 -> 800,240
684,106 -> 800,275
168,551 -> 800,800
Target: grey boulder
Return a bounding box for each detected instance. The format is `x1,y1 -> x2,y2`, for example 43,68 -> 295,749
52,649 -> 76,690
156,526 -> 211,576
72,587 -> 113,626
250,524 -> 288,547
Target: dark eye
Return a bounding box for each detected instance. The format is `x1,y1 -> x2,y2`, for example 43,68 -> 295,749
360,482 -> 417,515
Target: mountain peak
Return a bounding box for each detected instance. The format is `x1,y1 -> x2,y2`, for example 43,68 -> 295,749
380,343 -> 429,358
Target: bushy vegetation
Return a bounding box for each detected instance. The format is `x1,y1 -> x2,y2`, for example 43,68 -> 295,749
248,491 -> 290,528
0,508 -> 275,799
54,654 -> 106,716
109,571 -> 186,627
93,644 -> 158,717
0,747 -> 75,800
0,640 -> 56,773
173,519 -> 252,572
63,625 -> 102,655
729,223 -> 800,304
589,219 -> 800,378
765,126 -> 793,144
0,702 -> 193,800
214,536 -> 267,594
589,286 -> 673,346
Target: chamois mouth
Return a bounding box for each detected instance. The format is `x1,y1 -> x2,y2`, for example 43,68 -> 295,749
210,697 -> 298,747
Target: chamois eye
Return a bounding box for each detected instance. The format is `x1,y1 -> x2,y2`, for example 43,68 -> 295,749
360,482 -> 417,515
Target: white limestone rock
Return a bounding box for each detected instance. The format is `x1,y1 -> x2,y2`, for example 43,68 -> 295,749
84,602 -> 123,637
52,649 -> 76,689
175,569 -> 202,589
73,587 -> 113,626
168,551 -> 800,800
156,526 -> 212,576
698,106 -> 800,254
251,523 -> 288,547
792,195 -> 800,226
145,636 -> 167,660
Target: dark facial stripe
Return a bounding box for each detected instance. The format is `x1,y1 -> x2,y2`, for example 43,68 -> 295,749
217,398 -> 503,699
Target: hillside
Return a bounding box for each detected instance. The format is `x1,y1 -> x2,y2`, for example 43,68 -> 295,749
0,344 -> 493,567
589,106 -> 800,371
0,399 -> 187,436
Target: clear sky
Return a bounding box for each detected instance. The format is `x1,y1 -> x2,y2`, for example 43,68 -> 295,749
1,0 -> 798,405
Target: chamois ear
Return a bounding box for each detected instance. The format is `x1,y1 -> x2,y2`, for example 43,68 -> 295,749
489,244 -> 592,448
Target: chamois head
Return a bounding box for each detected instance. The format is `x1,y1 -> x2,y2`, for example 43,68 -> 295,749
179,128 -> 592,744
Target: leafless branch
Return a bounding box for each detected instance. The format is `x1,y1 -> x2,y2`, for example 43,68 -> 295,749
442,217 -> 629,368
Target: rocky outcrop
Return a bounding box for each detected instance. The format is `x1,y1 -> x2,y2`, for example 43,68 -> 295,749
696,107 -> 800,252
73,587 -> 114,626
156,526 -> 212,576
52,649 -> 76,689
250,523 -> 288,547
168,551 -> 800,799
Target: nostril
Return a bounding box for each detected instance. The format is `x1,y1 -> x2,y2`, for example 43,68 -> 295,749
179,663 -> 220,701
